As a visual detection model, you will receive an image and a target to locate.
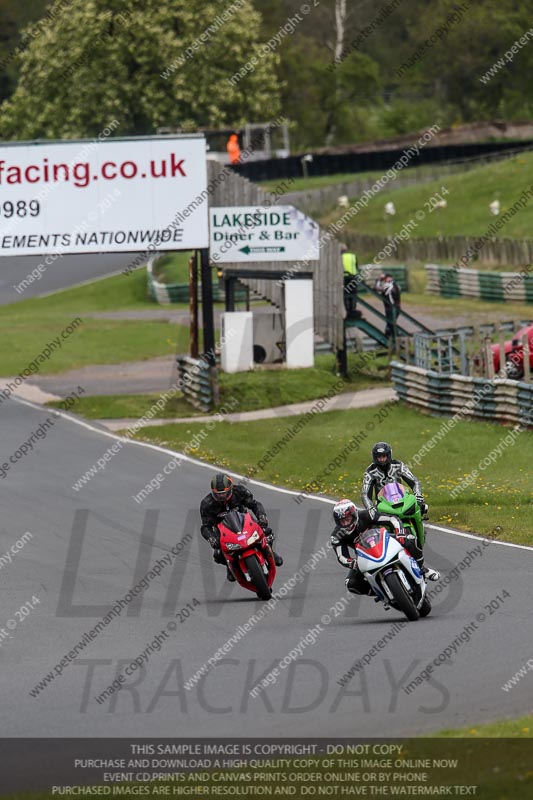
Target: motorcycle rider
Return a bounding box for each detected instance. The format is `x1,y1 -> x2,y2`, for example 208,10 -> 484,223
361,442 -> 440,581
330,499 -> 414,601
200,473 -> 283,582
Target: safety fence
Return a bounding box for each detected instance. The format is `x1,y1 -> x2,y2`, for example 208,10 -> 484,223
147,256 -> 246,305
425,264 -> 533,303
391,361 -> 533,429
235,138 -> 533,183
176,356 -> 213,413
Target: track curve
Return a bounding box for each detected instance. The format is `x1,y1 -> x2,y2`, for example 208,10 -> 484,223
1,397 -> 532,737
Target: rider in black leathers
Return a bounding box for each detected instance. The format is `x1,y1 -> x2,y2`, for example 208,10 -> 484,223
329,499 -> 407,597
200,473 -> 283,581
361,442 -> 439,581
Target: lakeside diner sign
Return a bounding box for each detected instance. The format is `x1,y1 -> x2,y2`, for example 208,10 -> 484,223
209,205 -> 320,263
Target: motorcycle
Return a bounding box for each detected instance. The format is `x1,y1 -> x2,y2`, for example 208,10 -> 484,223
218,509 -> 276,600
376,482 -> 426,548
355,523 -> 431,621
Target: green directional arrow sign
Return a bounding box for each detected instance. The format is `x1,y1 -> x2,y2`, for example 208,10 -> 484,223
239,245 -> 286,255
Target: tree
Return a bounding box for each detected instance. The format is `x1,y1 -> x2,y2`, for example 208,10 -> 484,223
0,0 -> 281,140
0,0 -> 48,104
396,0 -> 533,121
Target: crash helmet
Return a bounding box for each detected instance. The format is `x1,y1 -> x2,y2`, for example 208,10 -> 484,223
210,473 -> 234,503
372,442 -> 392,469
333,499 -> 358,534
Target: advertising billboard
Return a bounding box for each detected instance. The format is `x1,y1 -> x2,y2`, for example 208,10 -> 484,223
0,136 -> 208,256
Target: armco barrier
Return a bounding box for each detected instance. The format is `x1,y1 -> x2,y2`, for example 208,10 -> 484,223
391,361 -> 533,429
147,255 -> 246,304
426,264 -> 533,302
176,355 -> 213,413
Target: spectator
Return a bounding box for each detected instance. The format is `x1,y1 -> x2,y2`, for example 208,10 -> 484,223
341,243 -> 359,319
375,273 -> 401,340
226,133 -> 241,165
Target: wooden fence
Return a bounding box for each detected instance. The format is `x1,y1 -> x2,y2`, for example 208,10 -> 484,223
344,233 -> 533,268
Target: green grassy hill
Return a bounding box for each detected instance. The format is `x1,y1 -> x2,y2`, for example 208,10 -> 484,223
321,152 -> 533,239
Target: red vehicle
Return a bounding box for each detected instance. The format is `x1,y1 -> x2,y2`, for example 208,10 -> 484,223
218,510 -> 276,600
491,323 -> 533,379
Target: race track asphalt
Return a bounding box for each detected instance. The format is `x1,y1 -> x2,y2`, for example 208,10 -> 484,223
1,396 -> 532,738
0,253 -> 134,305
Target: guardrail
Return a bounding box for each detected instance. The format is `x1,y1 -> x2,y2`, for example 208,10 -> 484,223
425,264 -> 533,302
147,255 -> 247,304
391,361 -> 532,429
176,355 -> 213,413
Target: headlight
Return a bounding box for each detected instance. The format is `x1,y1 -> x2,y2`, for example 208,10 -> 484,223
247,531 -> 260,546
226,542 -> 242,551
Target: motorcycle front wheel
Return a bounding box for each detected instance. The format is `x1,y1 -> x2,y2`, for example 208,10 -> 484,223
383,572 -> 419,621
244,554 -> 272,600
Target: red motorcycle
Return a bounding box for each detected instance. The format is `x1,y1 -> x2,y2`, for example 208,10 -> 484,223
218,510 -> 276,600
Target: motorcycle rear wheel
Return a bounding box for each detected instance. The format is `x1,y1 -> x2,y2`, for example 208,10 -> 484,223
244,554 -> 272,600
383,572 -> 419,621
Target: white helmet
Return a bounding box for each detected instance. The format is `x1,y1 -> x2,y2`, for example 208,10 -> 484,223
333,499 -> 358,534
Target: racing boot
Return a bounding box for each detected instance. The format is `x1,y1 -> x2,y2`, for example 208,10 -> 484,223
417,557 -> 440,582
265,529 -> 283,566
422,565 -> 440,581
213,547 -> 235,580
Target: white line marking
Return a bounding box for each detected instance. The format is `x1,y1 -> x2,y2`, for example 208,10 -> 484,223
10,395 -> 533,553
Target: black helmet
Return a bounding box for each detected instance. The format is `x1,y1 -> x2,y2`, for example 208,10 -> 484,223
333,499 -> 358,534
372,442 -> 392,469
210,473 -> 234,503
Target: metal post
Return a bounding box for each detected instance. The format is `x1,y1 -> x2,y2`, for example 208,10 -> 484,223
498,330 -> 506,377
225,277 -> 235,312
523,332 -> 531,382
484,336 -> 495,379
459,332 -> 468,375
336,324 -> 348,378
189,252 -> 199,358
200,248 -> 216,365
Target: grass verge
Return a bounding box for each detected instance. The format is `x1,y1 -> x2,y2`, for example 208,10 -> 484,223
152,250 -> 194,283
318,152 -> 533,238
46,352 -> 390,416
432,713 -> 533,738
46,393 -> 201,419
131,402 -> 532,544
0,270 -> 190,376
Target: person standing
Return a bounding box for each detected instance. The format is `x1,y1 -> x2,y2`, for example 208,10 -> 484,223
375,273 -> 401,340
341,243 -> 359,319
226,133 -> 241,165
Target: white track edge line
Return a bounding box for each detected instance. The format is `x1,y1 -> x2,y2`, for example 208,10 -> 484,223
12,395 -> 533,554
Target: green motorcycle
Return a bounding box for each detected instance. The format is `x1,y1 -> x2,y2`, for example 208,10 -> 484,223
376,482 -> 425,548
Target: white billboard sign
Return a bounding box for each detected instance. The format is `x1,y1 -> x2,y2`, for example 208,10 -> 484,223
0,136 -> 208,256
210,205 -> 320,263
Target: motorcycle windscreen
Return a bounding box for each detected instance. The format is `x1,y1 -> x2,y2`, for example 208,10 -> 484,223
358,527 -> 387,554
222,509 -> 246,533
378,483 -> 406,504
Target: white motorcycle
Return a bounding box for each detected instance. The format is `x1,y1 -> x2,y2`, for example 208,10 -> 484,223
355,525 -> 431,621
